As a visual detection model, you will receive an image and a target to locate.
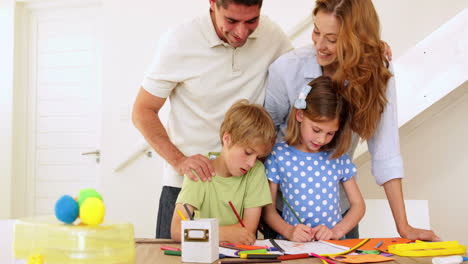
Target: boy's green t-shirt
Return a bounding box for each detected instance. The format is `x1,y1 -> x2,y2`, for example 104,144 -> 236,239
176,152 -> 272,226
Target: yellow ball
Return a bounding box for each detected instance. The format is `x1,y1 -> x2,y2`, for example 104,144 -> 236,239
80,197 -> 105,225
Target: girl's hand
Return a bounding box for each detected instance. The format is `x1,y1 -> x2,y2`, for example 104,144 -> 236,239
286,224 -> 314,242
311,224 -> 335,240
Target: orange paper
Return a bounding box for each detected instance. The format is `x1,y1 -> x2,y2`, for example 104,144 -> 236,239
323,238 -> 411,252
329,254 -> 395,263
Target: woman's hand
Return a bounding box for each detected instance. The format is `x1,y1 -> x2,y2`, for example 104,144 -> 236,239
399,224 -> 441,242
381,40 -> 392,61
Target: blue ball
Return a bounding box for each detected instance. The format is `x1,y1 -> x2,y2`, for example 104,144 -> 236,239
55,195 -> 79,224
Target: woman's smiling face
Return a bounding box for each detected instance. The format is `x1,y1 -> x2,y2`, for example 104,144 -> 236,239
312,10 -> 341,71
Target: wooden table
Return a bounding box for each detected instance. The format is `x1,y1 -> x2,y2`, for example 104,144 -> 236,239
135,239 -> 465,264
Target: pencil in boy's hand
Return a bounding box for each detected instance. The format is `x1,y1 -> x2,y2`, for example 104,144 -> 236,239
177,209 -> 187,221
228,201 -> 245,227
183,203 -> 193,220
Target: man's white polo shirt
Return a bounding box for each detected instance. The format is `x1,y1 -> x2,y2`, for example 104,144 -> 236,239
142,11 -> 292,187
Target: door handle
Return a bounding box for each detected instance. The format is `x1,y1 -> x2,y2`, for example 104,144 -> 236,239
81,150 -> 100,156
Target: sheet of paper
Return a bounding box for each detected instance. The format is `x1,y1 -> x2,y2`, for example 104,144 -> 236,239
254,239 -> 350,255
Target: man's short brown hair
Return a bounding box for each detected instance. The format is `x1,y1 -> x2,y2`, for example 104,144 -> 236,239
216,0 -> 263,9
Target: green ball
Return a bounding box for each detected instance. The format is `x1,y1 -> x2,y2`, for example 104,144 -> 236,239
77,188 -> 103,207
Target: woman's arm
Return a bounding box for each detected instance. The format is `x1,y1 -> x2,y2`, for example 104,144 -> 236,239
262,181 -> 314,242
367,64 -> 440,241
331,178 -> 365,239
383,179 -> 440,241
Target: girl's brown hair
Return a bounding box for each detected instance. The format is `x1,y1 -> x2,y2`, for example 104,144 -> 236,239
285,76 -> 352,159
314,0 -> 392,140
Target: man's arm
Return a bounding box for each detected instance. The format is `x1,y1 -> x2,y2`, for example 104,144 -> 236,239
132,87 -> 214,181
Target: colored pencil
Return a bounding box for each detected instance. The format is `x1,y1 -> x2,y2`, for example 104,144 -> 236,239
228,201 -> 245,227
177,209 -> 187,221
375,240 -> 383,249
277,253 -> 310,260
282,196 -> 302,224
241,254 -> 281,259
183,203 -> 193,220
310,252 -> 338,264
160,245 -> 181,251
164,250 -> 181,256
218,260 -> 281,264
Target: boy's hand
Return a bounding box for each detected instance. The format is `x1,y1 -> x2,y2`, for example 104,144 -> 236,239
311,224 -> 335,240
220,225 -> 256,245
286,224 -> 314,242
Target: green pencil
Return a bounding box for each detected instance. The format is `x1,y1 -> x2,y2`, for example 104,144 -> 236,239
282,196 -> 303,224
164,250 -> 182,256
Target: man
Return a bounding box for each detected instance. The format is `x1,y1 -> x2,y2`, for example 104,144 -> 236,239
132,0 -> 292,238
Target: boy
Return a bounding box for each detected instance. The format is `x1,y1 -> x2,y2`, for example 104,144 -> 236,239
170,100 -> 275,244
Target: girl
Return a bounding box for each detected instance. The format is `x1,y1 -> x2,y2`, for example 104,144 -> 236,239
264,0 -> 439,241
263,76 -> 365,241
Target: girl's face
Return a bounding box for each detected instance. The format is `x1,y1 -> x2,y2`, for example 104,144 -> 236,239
312,10 -> 340,72
222,134 -> 268,177
295,110 -> 339,153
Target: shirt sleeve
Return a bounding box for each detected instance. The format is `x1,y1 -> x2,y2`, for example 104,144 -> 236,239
265,149 -> 281,184
176,175 -> 205,210
244,161 -> 273,208
265,58 -> 293,137
367,62 -> 404,185
141,28 -> 180,98
338,154 -> 357,183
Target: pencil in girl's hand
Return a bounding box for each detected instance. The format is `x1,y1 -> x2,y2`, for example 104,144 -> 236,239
282,196 -> 302,224
228,201 -> 245,227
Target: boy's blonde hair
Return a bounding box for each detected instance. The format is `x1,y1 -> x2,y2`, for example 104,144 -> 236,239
285,76 -> 352,159
220,99 -> 276,154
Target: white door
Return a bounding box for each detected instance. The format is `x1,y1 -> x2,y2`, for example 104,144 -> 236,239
24,1 -> 102,216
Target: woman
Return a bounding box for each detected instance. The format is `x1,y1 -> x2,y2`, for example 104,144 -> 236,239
263,0 -> 440,241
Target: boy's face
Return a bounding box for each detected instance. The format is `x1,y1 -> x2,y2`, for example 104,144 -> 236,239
222,134 -> 268,177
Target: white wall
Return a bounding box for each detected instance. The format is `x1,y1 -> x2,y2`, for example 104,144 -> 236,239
356,81 -> 468,245
0,0 -> 14,219
4,0 -> 467,237
99,0 -> 468,238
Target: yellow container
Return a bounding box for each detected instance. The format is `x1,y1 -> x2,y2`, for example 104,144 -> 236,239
13,216 -> 135,264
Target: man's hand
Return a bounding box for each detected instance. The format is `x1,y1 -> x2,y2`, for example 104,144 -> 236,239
285,224 -> 314,242
175,154 -> 215,182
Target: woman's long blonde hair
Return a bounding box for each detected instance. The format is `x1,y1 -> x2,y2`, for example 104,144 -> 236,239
314,0 -> 392,140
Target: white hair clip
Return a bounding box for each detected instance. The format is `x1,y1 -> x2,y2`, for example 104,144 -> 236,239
294,85 -> 312,109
